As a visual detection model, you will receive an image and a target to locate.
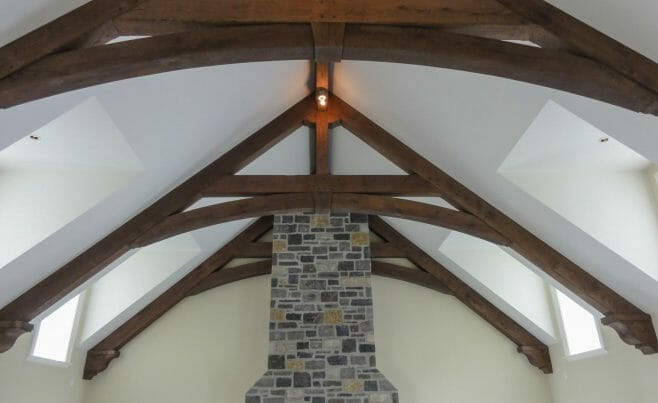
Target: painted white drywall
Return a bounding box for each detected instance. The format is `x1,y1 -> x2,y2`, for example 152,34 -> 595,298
82,276 -> 553,403
550,324 -> 658,403
0,332 -> 87,403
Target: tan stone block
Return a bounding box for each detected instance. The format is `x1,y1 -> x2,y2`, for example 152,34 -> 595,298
342,276 -> 370,287
351,232 -> 370,246
270,309 -> 285,321
287,359 -> 304,370
343,380 -> 364,393
272,240 -> 286,252
311,214 -> 330,227
325,309 -> 343,324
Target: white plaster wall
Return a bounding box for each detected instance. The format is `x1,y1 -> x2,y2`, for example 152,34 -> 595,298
0,332 -> 87,403
549,325 -> 658,403
82,276 -> 553,403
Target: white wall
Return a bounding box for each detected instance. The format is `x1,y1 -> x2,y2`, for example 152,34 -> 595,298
550,324 -> 658,403
0,331 -> 86,403
83,276 -> 553,403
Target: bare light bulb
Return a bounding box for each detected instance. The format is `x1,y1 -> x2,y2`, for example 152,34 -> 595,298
316,88 -> 329,110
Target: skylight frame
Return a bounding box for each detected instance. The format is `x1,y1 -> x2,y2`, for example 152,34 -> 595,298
27,293 -> 85,367
550,287 -> 606,360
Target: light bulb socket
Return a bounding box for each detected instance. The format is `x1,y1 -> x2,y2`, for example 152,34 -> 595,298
316,88 -> 329,111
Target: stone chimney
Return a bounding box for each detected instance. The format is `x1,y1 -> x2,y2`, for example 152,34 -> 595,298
246,212 -> 399,403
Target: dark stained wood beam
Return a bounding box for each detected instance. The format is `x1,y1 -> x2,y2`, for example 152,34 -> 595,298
0,24 -> 314,109
203,175 -> 441,197
495,0 -> 658,100
119,0 -> 524,26
312,23 -> 345,63
313,64 -> 331,174
369,216 -> 552,373
134,193 -> 508,248
3,26 -> 656,115
0,0 -> 145,80
84,217 -> 273,380
371,261 -> 451,295
0,96 -> 314,353
334,96 -> 658,354
187,260 -> 273,296
340,25 -> 658,115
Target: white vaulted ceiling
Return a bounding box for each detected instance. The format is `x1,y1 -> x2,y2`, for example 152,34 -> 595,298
0,0 -> 657,354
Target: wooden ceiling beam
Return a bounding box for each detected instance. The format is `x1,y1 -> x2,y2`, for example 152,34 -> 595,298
369,216 -> 552,373
0,96 -> 314,354
333,96 -> 658,354
312,23 -> 345,63
495,0 -> 658,99
83,216 -> 273,380
133,193 -> 508,248
1,25 -> 655,114
0,0 -> 145,80
187,260 -> 273,297
371,261 -> 452,295
340,25 -> 658,115
203,175 -> 441,197
118,0 -> 524,26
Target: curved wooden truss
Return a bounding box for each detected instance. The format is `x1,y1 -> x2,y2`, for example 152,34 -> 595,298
1,0 -> 657,379
0,0 -> 657,114
83,215 -> 550,380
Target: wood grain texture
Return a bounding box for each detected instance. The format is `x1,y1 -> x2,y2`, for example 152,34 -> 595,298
335,96 -> 658,354
0,0 -> 145,80
369,216 -> 552,373
312,23 -> 345,63
187,260 -> 273,296
203,175 -> 441,197
0,24 -> 314,108
495,0 -> 658,101
341,25 -> 658,115
120,0 -> 523,25
135,193 -> 508,248
3,25 -> 656,114
371,261 -> 451,295
0,97 -> 313,352
83,217 -> 273,379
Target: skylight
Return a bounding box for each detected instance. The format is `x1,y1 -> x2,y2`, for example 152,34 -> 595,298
554,289 -> 604,357
31,295 -> 81,364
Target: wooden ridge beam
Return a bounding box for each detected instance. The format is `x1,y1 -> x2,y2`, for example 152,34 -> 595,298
134,193 -> 508,248
0,96 -> 314,353
83,217 -> 273,380
495,0 -> 658,99
118,0 -> 524,26
2,26 -> 656,115
334,96 -> 658,354
203,175 -> 441,197
312,23 -> 345,63
0,0 -> 145,80
368,216 -> 552,373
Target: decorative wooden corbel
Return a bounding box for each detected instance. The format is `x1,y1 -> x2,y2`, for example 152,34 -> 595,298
517,345 -> 552,374
0,321 -> 33,353
83,349 -> 121,380
602,313 -> 658,354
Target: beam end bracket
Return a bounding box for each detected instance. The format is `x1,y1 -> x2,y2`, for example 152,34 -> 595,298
84,349 -> 121,380
0,321 -> 34,353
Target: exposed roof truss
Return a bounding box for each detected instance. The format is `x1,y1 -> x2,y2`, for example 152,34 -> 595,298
1,0 -> 657,382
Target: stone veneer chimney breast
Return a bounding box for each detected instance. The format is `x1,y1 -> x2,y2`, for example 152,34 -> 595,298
246,212 -> 399,403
